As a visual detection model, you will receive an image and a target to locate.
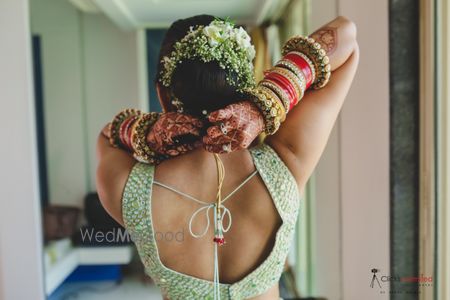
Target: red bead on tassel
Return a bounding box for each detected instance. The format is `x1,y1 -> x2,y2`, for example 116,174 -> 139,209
213,236 -> 225,245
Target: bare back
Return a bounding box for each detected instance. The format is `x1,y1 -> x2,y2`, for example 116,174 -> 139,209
151,147 -> 283,298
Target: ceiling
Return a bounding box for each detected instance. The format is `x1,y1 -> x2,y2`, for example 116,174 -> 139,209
69,0 -> 286,30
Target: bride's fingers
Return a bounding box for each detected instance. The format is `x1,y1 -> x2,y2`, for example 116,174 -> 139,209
189,117 -> 204,128
206,125 -> 223,139
206,122 -> 234,139
170,126 -> 202,142
208,108 -> 232,123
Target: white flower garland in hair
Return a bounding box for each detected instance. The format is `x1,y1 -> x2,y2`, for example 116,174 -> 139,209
159,19 -> 256,92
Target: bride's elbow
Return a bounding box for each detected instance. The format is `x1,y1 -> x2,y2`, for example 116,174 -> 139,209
336,16 -> 357,45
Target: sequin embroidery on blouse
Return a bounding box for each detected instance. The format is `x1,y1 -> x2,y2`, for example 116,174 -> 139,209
122,143 -> 300,299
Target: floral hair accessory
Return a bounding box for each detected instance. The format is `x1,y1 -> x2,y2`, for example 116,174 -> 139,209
159,19 -> 256,92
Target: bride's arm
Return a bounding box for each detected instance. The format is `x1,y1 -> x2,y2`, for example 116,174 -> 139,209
95,125 -> 136,226
266,16 -> 359,192
95,112 -> 204,225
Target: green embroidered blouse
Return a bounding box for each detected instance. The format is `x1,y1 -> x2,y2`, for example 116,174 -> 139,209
122,143 -> 300,299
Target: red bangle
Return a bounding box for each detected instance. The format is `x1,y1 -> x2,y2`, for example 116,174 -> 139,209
264,72 -> 297,109
284,52 -> 313,89
124,116 -> 139,150
119,117 -> 135,150
126,118 -> 136,149
265,75 -> 295,107
119,118 -> 129,147
265,72 -> 297,109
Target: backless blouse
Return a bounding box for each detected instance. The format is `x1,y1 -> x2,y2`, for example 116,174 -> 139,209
122,143 -> 300,299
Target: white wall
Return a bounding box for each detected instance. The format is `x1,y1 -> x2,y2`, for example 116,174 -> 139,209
0,0 -> 45,299
311,0 -> 390,299
81,13 -> 143,191
30,1 -> 144,206
339,0 -> 390,298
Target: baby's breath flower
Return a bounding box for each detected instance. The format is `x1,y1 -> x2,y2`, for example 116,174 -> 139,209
159,19 -> 256,93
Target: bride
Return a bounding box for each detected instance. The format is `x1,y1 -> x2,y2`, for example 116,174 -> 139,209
96,14 -> 358,300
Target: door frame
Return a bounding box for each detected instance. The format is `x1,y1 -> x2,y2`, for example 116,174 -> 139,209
0,1 -> 45,299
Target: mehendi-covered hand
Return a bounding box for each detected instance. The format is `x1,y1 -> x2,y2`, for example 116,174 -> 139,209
203,101 -> 265,153
147,112 -> 204,156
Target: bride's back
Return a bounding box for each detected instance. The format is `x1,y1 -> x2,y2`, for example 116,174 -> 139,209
151,147 -> 282,284
129,14 -> 296,299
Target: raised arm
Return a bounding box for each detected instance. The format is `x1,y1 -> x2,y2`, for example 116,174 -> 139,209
95,126 -> 136,226
266,16 -> 359,191
95,112 -> 204,225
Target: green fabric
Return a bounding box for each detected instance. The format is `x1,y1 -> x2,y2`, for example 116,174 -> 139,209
122,143 -> 300,299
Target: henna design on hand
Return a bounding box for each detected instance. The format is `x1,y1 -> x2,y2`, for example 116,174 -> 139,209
147,112 -> 203,156
203,101 -> 265,154
310,26 -> 337,55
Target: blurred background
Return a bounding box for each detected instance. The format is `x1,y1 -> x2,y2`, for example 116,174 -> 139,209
0,0 -> 448,299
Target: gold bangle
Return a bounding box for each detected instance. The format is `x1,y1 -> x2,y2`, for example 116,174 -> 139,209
131,112 -> 164,164
244,88 -> 282,134
258,86 -> 286,122
259,81 -> 290,111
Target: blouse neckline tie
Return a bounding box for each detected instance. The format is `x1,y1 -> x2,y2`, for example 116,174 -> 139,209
152,157 -> 258,300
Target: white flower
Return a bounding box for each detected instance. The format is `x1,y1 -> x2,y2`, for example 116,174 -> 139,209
160,19 -> 256,91
246,45 -> 256,60
212,20 -> 233,36
203,25 -> 222,46
162,56 -> 172,68
230,27 -> 254,59
203,21 -> 237,46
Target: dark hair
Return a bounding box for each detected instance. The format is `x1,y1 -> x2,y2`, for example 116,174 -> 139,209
155,15 -> 246,117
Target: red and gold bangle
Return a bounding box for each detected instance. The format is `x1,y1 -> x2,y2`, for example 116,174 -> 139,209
109,109 -> 142,148
119,117 -> 134,149
283,51 -> 315,89
128,116 -> 140,150
122,115 -> 139,150
264,72 -> 296,105
282,35 -> 331,89
275,59 -> 309,91
264,67 -> 304,110
271,66 -> 305,106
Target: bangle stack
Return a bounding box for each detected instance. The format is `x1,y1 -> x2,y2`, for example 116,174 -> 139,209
109,109 -> 165,165
110,109 -> 142,148
119,115 -> 140,150
130,112 -> 165,164
278,51 -> 315,89
282,36 -> 331,89
244,87 -> 284,134
247,34 -> 331,134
